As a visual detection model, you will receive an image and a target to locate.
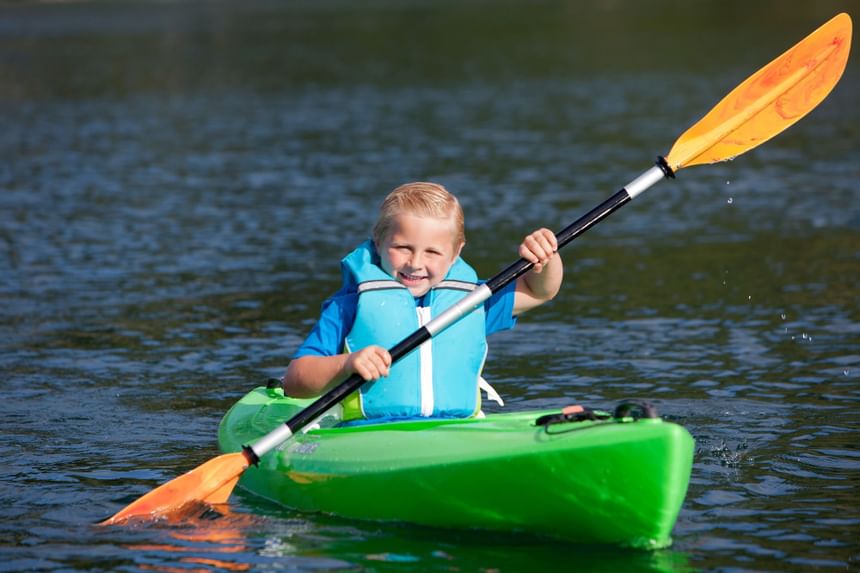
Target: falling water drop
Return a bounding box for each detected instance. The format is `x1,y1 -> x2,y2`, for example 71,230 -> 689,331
727,197 -> 733,204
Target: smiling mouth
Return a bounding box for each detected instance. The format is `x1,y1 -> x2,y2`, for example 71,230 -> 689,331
398,272 -> 427,284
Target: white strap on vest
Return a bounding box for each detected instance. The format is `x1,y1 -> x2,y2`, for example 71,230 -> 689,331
416,306 -> 435,416
479,376 -> 504,406
356,279 -> 405,293
434,279 -> 478,292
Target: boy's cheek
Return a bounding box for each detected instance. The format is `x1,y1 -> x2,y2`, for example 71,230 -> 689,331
377,255 -> 395,277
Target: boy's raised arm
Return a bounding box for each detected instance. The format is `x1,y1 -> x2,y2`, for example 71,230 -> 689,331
513,228 -> 563,316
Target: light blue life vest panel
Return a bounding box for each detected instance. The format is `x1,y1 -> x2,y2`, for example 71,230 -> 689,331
342,240 -> 487,420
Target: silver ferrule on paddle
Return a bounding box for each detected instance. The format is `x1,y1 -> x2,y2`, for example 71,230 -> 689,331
624,164 -> 667,199
424,284 -> 493,336
250,424 -> 294,458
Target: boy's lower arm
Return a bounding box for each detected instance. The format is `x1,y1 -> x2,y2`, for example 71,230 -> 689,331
525,253 -> 563,300
284,354 -> 349,398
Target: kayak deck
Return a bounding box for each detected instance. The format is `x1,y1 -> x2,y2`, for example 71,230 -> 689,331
218,386 -> 694,549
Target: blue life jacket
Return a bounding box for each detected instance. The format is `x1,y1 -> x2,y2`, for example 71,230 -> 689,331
340,240 -> 487,420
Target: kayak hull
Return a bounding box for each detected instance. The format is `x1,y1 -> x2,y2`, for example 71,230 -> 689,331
218,386 -> 694,548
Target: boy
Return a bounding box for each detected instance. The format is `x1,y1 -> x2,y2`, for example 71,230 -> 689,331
284,181 -> 562,421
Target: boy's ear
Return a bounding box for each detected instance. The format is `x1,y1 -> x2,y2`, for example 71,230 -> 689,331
454,241 -> 465,259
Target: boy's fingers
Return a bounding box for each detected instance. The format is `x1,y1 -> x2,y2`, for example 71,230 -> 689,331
372,349 -> 391,378
526,239 -> 552,262
539,230 -> 557,252
536,228 -> 558,252
530,231 -> 554,253
519,244 -> 539,264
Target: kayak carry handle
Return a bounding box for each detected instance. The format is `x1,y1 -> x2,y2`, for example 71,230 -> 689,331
535,400 -> 659,431
613,401 -> 658,420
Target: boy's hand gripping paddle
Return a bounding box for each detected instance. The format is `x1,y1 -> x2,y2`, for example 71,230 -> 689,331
101,12 -> 851,525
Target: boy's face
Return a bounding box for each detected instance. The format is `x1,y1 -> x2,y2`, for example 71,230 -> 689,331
376,213 -> 464,297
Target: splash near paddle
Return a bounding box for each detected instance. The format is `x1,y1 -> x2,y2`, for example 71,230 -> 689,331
101,13 -> 852,527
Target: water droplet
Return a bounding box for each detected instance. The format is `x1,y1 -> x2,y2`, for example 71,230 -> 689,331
727,197 -> 733,204
846,369 -> 851,376
726,180 -> 731,185
781,313 -> 786,320
748,295 -> 752,301
801,333 -> 808,340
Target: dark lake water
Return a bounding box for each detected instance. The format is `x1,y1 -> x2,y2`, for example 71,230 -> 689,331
1,1 -> 858,571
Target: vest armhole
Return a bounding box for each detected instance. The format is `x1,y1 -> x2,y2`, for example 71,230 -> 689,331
341,389 -> 364,421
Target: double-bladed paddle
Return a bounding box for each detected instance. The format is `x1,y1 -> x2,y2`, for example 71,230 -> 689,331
101,12 -> 851,525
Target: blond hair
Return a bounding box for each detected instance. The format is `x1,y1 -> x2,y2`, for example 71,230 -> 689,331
372,182 -> 465,247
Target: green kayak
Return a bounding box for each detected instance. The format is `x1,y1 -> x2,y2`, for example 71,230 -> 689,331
218,385 -> 694,549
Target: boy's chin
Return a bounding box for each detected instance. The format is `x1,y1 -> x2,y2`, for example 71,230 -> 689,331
395,275 -> 431,297
400,279 -> 431,297
406,285 -> 430,297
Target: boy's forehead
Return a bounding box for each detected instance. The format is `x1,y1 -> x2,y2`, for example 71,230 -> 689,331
390,212 -> 455,231
387,212 -> 462,245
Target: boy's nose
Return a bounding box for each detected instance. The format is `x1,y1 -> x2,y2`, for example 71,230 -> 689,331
407,253 -> 423,269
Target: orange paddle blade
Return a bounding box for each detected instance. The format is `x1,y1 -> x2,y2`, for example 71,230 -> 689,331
100,452 -> 250,525
666,12 -> 852,171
